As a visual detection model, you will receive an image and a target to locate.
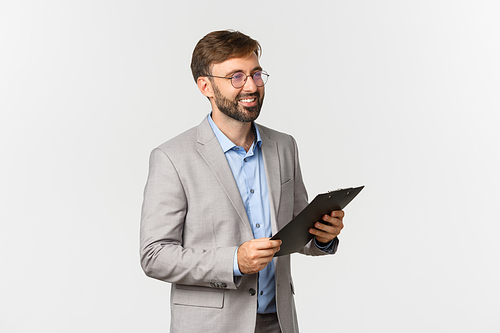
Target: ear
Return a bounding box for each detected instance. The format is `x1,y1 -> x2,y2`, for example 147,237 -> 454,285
197,77 -> 214,98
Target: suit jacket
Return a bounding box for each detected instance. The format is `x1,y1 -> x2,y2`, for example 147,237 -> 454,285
140,116 -> 333,333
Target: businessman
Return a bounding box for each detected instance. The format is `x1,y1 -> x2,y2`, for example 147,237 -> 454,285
140,30 -> 344,333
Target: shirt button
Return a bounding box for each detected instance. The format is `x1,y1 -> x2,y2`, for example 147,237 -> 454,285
260,291 -> 264,295
244,158 -> 247,162
250,189 -> 255,194
256,223 -> 260,228
249,288 -> 256,296
235,147 -> 239,151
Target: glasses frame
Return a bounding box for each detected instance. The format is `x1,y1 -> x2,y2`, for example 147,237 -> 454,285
205,70 -> 269,89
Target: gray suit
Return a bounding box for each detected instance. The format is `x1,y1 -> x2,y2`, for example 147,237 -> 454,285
140,117 -> 334,333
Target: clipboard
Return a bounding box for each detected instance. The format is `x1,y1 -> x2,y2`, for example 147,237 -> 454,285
271,185 -> 364,256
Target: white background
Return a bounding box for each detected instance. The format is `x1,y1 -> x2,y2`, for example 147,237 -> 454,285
1,1 -> 499,332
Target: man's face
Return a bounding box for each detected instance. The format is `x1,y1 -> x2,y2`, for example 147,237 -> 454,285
209,53 -> 265,123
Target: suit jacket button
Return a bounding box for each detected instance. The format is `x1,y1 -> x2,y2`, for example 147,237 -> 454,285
249,288 -> 256,296
221,283 -> 227,288
210,282 -> 216,288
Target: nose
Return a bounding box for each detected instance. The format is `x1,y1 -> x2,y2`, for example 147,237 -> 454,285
241,75 -> 258,92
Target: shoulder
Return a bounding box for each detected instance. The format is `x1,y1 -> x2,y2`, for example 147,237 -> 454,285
154,117 -> 213,156
156,126 -> 198,155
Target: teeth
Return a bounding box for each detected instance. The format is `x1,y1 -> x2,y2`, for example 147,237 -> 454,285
240,98 -> 255,103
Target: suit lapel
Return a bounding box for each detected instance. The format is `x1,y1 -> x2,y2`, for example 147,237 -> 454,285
259,126 -> 281,234
196,118 -> 253,236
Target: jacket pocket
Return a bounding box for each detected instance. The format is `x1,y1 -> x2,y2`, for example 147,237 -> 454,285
281,177 -> 293,188
281,178 -> 294,199
173,284 -> 224,309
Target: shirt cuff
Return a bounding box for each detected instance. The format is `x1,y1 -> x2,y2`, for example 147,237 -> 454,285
314,237 -> 339,254
233,247 -> 244,277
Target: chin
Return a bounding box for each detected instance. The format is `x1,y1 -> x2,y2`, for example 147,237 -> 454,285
239,107 -> 261,122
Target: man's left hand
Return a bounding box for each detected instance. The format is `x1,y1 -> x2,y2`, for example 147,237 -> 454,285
309,210 -> 345,244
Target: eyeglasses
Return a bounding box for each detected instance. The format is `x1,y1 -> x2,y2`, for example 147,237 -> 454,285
206,70 -> 269,89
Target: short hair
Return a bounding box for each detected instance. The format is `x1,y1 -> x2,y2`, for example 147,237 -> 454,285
190,30 -> 261,82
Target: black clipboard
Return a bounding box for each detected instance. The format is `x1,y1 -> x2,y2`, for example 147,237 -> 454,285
271,185 -> 364,256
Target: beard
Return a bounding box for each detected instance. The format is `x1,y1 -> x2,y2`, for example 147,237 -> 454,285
212,84 -> 264,123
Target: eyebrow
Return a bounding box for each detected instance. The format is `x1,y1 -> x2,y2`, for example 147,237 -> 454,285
224,66 -> 263,77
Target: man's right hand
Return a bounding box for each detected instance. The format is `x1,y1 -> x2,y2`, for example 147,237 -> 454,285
237,238 -> 282,275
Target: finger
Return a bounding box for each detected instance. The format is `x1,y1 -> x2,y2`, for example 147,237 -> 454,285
252,242 -> 281,254
311,224 -> 337,238
258,245 -> 281,256
330,210 -> 345,219
264,238 -> 282,246
252,250 -> 277,266
311,222 -> 341,238
251,238 -> 282,250
241,243 -> 279,259
322,215 -> 344,228
315,221 -> 335,232
324,212 -> 343,222
308,228 -> 334,243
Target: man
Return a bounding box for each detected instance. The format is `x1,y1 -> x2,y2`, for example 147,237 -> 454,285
140,30 -> 344,333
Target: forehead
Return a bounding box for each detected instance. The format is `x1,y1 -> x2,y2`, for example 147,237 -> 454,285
211,53 -> 261,75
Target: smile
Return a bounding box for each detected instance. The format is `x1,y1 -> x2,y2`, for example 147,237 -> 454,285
239,98 -> 256,103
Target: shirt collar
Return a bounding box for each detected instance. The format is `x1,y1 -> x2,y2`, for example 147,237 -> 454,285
207,113 -> 262,153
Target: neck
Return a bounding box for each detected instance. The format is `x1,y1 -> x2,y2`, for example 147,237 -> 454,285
211,111 -> 255,152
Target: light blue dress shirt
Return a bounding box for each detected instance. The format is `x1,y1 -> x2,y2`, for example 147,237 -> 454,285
208,114 -> 335,314
208,114 -> 276,313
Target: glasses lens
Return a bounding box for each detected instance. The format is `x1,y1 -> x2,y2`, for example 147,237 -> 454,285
230,71 -> 269,88
231,72 -> 246,88
253,71 -> 268,87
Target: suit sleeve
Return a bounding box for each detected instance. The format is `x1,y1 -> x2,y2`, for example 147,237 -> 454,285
140,148 -> 238,289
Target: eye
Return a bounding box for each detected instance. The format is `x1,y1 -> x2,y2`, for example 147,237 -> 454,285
253,71 -> 262,79
231,72 -> 245,80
